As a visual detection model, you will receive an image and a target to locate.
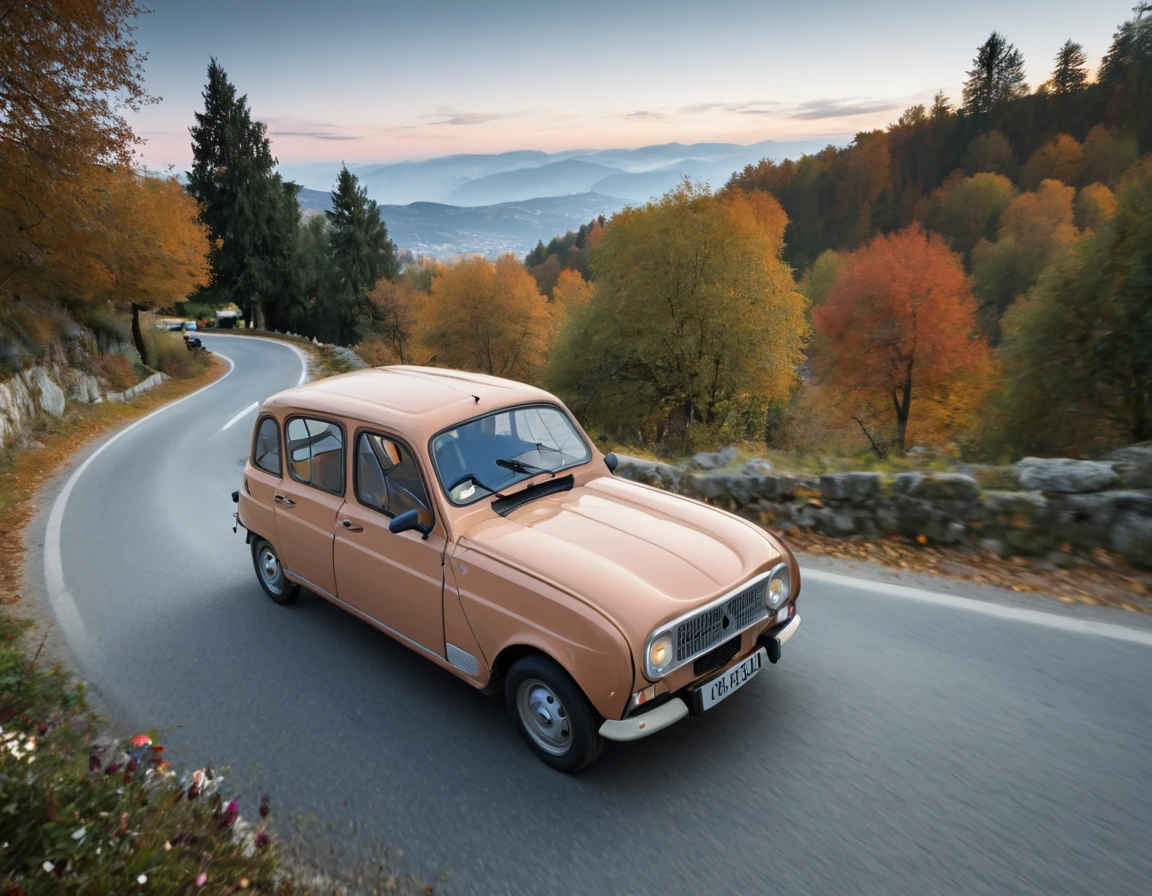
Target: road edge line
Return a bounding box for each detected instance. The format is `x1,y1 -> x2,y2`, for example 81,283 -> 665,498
803,568 -> 1152,647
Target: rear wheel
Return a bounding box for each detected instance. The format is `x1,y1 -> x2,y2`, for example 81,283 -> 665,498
505,654 -> 603,773
251,538 -> 299,605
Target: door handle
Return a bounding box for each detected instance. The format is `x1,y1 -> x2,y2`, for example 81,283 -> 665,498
340,519 -> 363,532
275,495 -> 296,507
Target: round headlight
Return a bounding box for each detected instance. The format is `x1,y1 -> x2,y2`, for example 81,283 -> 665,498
647,632 -> 675,677
765,564 -> 791,609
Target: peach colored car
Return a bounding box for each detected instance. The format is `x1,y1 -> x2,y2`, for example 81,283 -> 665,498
233,366 -> 802,771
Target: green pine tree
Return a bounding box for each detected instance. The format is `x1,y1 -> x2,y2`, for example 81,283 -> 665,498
317,165 -> 397,345
1051,40 -> 1089,95
186,59 -> 300,326
962,33 -> 1028,115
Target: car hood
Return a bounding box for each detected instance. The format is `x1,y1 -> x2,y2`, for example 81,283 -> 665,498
456,474 -> 783,643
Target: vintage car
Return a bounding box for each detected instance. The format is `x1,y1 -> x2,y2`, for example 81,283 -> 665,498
233,367 -> 801,771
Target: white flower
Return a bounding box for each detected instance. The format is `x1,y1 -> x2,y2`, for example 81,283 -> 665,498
72,826 -> 86,841
42,860 -> 55,873
137,873 -> 148,885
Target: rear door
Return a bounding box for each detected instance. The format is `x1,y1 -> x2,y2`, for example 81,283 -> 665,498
333,430 -> 446,656
275,416 -> 345,597
241,414 -> 283,543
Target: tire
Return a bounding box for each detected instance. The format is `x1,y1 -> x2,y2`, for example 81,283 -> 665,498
251,538 -> 299,605
504,654 -> 604,773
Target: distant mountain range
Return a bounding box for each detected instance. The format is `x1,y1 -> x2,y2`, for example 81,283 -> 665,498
296,189 -> 629,259
285,137 -> 846,258
280,138 -> 839,207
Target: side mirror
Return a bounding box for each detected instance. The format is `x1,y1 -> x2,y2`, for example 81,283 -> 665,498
604,452 -> 619,473
389,508 -> 432,539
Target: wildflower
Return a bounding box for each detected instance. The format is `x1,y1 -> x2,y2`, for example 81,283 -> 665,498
36,723 -> 48,734
130,735 -> 152,748
71,827 -> 86,841
254,831 -> 271,850
195,872 -> 207,887
89,755 -> 101,773
137,874 -> 147,885
105,763 -> 122,775
240,879 -> 250,889
155,760 -> 170,776
152,744 -> 164,754
41,861 -> 54,874
217,799 -> 239,830
259,795 -> 270,818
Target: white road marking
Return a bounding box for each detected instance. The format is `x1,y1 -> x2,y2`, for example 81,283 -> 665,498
221,401 -> 258,431
803,568 -> 1152,648
43,354 -> 234,658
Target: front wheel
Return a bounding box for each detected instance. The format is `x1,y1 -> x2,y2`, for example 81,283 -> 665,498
251,538 -> 299,605
505,654 -> 603,773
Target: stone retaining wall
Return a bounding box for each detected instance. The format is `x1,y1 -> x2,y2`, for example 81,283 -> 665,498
613,450 -> 1152,568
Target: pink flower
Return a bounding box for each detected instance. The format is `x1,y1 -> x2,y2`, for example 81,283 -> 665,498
195,872 -> 207,887
130,735 -> 152,748
254,831 -> 271,850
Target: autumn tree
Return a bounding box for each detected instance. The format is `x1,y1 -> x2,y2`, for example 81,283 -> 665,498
962,33 -> 1028,115
550,269 -> 593,318
1083,126 -> 1139,185
1020,134 -> 1086,189
996,156 -> 1152,453
96,172 -> 210,362
0,0 -> 152,309
186,60 -> 300,325
316,165 -> 397,344
1073,183 -> 1116,231
417,255 -> 552,382
1051,40 -> 1089,95
972,179 -> 1078,334
962,131 -> 1014,175
813,226 -> 988,455
356,273 -> 431,366
931,172 -> 1016,258
548,181 -> 807,448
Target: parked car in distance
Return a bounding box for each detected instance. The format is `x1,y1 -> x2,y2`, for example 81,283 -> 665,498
233,367 -> 802,771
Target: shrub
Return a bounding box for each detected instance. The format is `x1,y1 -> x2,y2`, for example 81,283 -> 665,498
150,332 -> 208,380
97,354 -> 138,392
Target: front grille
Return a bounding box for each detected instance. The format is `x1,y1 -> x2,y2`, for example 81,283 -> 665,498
694,635 -> 741,677
674,579 -> 768,663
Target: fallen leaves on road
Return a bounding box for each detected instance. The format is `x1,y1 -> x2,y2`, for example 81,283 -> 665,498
781,528 -> 1152,615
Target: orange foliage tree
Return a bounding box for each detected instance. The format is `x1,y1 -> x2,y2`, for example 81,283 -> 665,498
417,254 -> 552,382
813,225 -> 990,455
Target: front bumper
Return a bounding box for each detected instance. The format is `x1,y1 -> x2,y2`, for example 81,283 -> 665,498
599,613 -> 802,743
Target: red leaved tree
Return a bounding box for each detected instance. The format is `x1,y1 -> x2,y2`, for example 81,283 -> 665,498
813,225 -> 990,455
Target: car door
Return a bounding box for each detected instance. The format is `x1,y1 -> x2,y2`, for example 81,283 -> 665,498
241,414 -> 283,543
275,415 -> 345,598
333,430 -> 446,657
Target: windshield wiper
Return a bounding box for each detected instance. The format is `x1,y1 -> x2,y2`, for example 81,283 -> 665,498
496,457 -> 556,477
447,473 -> 507,499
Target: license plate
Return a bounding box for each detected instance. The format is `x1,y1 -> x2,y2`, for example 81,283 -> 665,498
699,648 -> 765,712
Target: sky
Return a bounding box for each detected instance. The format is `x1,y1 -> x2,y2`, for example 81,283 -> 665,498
128,0 -> 1126,171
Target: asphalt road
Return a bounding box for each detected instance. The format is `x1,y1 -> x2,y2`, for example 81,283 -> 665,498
27,333 -> 1152,896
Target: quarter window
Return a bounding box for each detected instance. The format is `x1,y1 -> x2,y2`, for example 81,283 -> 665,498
286,417 -> 345,494
252,416 -> 281,476
356,432 -> 433,522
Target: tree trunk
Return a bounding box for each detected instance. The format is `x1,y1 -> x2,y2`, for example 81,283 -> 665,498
130,303 -> 149,368
892,361 -> 914,454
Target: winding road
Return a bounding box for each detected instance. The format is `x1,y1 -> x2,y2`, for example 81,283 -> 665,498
27,333 -> 1152,896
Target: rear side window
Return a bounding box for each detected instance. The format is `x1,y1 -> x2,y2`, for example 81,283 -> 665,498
356,432 -> 433,521
286,417 -> 345,495
252,416 -> 281,476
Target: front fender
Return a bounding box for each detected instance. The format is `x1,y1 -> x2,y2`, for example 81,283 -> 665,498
448,541 -> 635,720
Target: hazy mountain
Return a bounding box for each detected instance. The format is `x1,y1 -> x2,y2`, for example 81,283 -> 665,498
278,138 -> 843,206
284,137 -> 846,257
444,159 -> 620,206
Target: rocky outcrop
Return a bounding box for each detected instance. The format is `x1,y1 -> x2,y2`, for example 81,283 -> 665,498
612,451 -> 1152,568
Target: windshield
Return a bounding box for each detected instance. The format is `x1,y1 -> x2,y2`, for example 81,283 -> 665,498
431,404 -> 591,505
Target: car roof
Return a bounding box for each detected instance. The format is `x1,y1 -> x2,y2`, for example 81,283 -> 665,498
261,366 -> 560,435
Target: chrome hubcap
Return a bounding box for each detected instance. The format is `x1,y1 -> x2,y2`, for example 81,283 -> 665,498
259,547 -> 283,594
516,678 -> 572,756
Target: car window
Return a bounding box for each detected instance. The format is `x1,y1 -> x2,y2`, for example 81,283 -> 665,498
356,432 -> 433,522
286,417 -> 344,494
252,416 -> 281,476
431,404 -> 591,505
